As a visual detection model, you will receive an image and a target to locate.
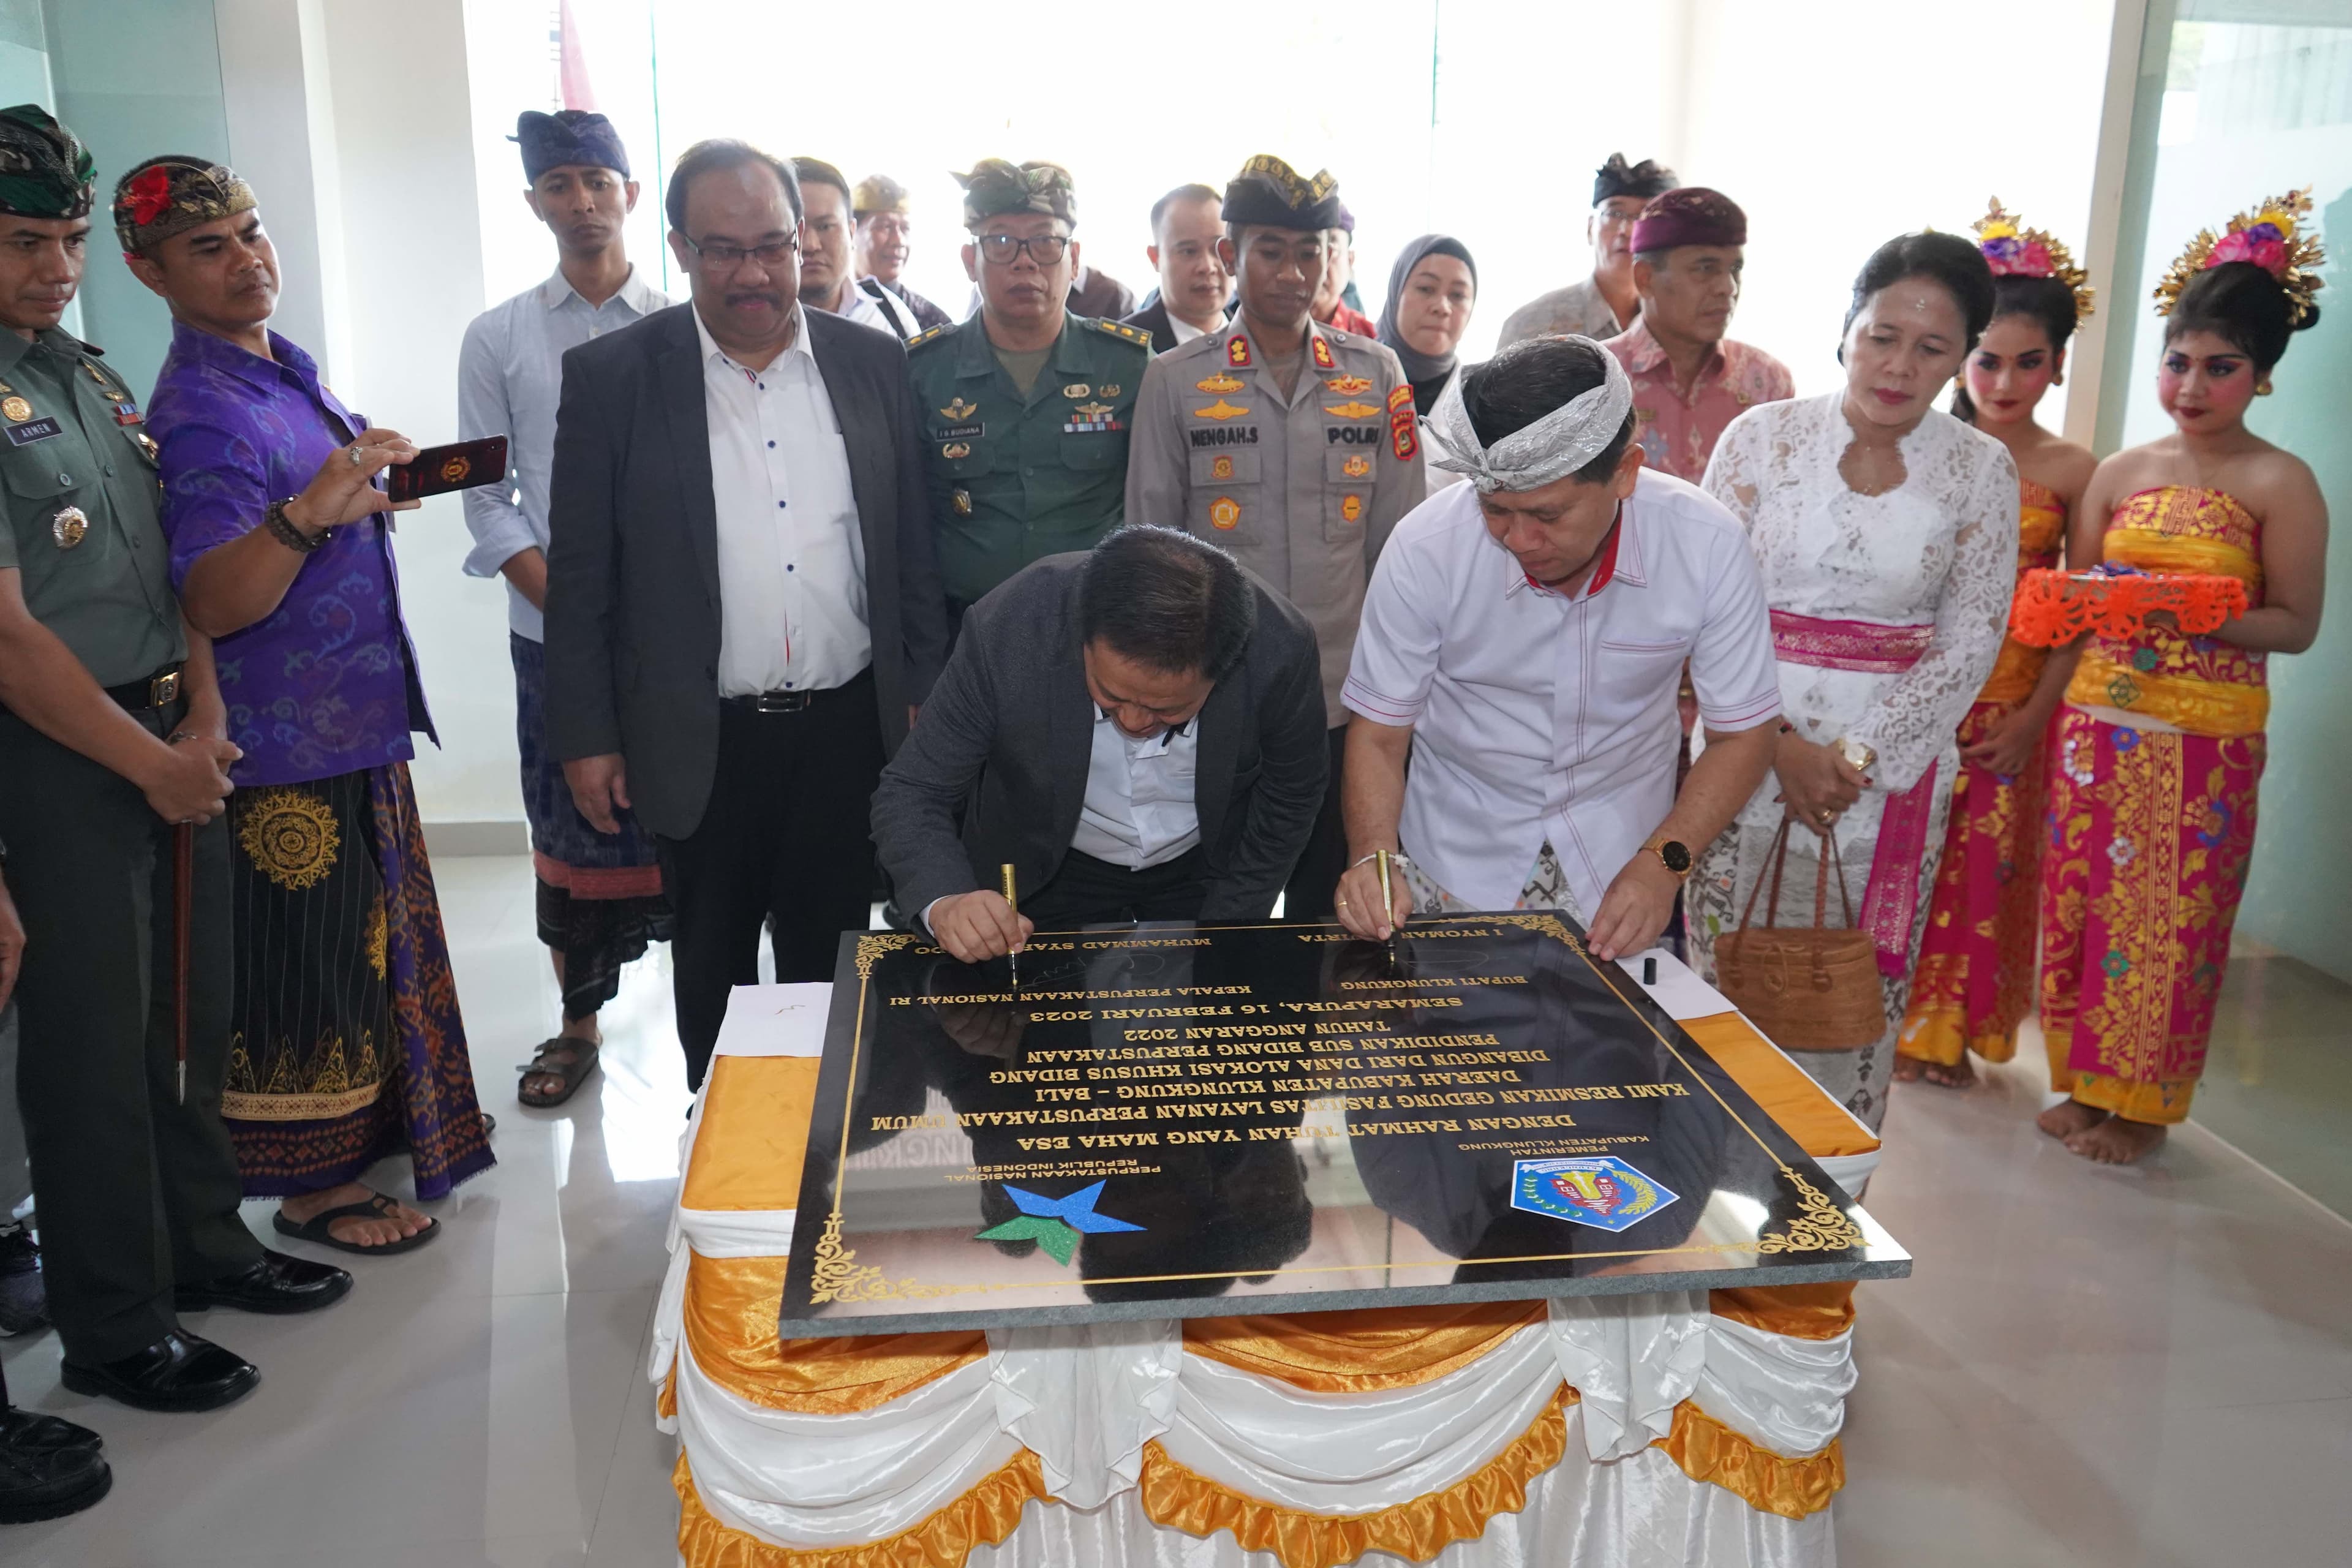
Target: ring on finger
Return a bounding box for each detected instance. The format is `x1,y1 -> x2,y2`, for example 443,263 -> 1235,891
347,443 -> 366,466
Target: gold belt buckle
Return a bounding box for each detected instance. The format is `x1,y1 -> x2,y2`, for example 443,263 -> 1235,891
150,668 -> 183,707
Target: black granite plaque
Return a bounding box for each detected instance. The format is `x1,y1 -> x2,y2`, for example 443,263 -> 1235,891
779,915 -> 1909,1336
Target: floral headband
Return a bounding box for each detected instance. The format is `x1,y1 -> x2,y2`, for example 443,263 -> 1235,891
2153,188 -> 2326,326
1973,198 -> 2094,320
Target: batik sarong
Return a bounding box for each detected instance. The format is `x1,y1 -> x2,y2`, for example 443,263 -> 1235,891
512,633 -> 671,1019
2038,485 -> 2267,1124
225,762 -> 492,1197
1899,480 -> 2067,1066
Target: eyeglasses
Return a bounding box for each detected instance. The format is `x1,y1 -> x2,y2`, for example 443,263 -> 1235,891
976,233 -> 1071,266
684,234 -> 799,271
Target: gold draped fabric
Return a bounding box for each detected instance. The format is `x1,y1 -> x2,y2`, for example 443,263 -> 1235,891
1976,478 -> 2069,706
684,1252 -> 986,1415
674,1448 -> 1046,1568
1136,1385 -> 1577,1567
1706,1282 -> 1856,1342
1184,1301 -> 1548,1392
1653,1399 -> 1845,1521
682,1056 -> 823,1212
1677,1014 -> 1882,1158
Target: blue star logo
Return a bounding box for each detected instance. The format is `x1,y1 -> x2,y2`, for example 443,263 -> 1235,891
974,1181 -> 1144,1265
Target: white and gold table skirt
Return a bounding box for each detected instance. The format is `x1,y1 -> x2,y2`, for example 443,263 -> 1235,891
651,955 -> 1883,1567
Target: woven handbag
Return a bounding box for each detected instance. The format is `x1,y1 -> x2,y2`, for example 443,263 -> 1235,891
1712,820 -> 1884,1052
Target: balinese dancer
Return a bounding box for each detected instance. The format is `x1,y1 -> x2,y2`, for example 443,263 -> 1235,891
2038,192 -> 2328,1164
1690,232 -> 2017,1131
1896,202 -> 2097,1087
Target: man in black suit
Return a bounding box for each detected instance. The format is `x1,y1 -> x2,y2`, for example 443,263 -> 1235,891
872,526 -> 1324,961
1121,183 -> 1230,354
545,138 -> 947,1089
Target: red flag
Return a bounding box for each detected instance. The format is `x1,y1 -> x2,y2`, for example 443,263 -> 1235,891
559,0 -> 598,110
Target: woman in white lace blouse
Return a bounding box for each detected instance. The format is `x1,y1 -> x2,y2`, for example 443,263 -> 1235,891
1689,233 -> 2019,1131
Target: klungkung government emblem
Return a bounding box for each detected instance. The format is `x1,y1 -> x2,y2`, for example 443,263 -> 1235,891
1510,1156 -> 1679,1233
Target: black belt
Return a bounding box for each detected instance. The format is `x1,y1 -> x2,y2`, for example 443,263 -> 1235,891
105,663 -> 184,712
720,666 -> 874,715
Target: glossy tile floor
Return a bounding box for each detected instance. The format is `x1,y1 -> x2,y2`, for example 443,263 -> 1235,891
0,855 -> 2345,1566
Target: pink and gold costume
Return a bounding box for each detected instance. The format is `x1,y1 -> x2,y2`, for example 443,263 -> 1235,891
2038,486 -> 2267,1123
1899,478 -> 2068,1067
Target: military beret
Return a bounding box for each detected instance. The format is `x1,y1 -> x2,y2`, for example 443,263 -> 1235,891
954,159 -> 1074,228
1222,155 -> 1341,232
853,173 -> 910,217
0,104 -> 95,222
513,108 -> 630,182
1632,187 -> 1747,253
1593,153 -> 1676,209
113,154 -> 257,254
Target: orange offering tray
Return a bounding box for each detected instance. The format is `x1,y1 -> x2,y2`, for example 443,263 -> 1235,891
2008,568 -> 2248,647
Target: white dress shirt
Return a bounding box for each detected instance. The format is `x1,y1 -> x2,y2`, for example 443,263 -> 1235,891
458,265 -> 671,639
1164,311 -> 1209,346
1341,469 -> 1782,916
694,304 -> 870,697
1070,709 -> 1202,867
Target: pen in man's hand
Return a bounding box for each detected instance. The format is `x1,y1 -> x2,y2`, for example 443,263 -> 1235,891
1000,862 -> 1020,987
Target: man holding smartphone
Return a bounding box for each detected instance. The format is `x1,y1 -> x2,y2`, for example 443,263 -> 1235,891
459,110 -> 674,1109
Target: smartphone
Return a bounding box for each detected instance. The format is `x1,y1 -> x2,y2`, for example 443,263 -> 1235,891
386,436 -> 510,503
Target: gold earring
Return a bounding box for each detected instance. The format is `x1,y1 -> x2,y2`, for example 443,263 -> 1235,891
2256,379 -> 2274,396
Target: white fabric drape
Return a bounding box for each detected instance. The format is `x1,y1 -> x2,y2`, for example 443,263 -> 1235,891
989,1320 -> 1183,1509
1545,1291 -> 1710,1461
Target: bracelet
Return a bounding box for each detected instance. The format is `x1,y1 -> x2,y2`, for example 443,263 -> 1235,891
1348,849 -> 1410,872
166,730 -> 203,745
263,497 -> 331,554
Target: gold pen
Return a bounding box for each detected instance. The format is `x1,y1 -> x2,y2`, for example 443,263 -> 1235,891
1000,862 -> 1020,987
1375,849 -> 1394,940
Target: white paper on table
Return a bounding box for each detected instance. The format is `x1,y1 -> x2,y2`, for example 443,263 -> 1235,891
1613,949 -> 1732,1022
712,982 -> 833,1058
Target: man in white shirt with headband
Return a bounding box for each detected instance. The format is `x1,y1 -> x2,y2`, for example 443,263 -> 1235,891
1332,334 -> 1782,961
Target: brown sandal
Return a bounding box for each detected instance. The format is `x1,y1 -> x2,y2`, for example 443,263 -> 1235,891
516,1037 -> 600,1108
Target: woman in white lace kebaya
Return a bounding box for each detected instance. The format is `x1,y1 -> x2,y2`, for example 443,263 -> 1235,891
1689,234 -> 2018,1130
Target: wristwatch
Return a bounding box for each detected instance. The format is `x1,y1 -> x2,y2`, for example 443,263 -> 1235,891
1834,737 -> 1877,774
1642,830 -> 1694,883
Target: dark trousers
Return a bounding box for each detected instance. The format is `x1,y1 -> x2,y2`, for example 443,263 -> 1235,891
1281,725 -> 1350,921
1025,847 -> 1208,929
657,671 -> 884,1091
0,703 -> 260,1364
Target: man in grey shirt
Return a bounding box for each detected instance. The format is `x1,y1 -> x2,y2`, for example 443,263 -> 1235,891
458,110 -> 673,1109
1495,153 -> 1676,349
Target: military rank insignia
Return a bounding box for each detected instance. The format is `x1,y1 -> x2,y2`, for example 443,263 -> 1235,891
1210,496 -> 1241,530
1226,336 -> 1252,368
1389,382 -> 1418,461
1194,373 -> 1244,394
1325,375 -> 1373,395
1063,402 -> 1122,434
1310,335 -> 1337,371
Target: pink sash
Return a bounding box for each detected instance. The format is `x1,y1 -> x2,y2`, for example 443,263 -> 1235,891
1770,612 -> 1940,977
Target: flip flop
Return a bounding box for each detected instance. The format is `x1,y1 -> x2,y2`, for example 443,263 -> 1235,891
517,1037 -> 600,1108
272,1191 -> 441,1257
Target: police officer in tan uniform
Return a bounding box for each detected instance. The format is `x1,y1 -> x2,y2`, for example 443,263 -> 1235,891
1125,155 -> 1425,919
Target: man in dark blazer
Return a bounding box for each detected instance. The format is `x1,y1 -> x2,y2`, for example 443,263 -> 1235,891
872,526 -> 1324,961
545,138 -> 946,1088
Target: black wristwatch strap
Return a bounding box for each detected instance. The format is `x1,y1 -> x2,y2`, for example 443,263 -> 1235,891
264,497 -> 331,554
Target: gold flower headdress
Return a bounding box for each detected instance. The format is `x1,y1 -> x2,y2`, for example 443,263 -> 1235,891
1972,197 -> 2094,320
2152,188 -> 2326,325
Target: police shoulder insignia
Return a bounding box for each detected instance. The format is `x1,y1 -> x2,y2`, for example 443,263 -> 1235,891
1310,336 -> 1337,371
1226,336 -> 1253,368
1386,383 -> 1413,412
907,323 -> 952,351
1090,318 -> 1148,346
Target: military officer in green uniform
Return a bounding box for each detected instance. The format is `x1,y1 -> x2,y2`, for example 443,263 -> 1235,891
907,158 -> 1150,635
1125,156 -> 1427,921
0,107 -> 349,1417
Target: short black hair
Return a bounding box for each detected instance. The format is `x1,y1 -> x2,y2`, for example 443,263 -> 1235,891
1150,183 -> 1219,241
790,156 -> 851,209
2167,258 -> 2318,372
1842,231 -> 1996,355
665,138 -> 802,235
1079,526 -> 1256,682
1951,273 -> 2081,423
1459,337 -> 1636,484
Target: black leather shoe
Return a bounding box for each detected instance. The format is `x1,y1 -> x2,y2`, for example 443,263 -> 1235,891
0,1406 -> 102,1463
59,1330 -> 258,1413
0,1414 -> 110,1523
174,1249 -> 353,1316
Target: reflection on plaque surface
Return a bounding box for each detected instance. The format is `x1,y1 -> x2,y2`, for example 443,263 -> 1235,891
780,916 -> 1909,1336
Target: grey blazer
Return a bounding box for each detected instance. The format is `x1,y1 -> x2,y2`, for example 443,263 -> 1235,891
542,304 -> 948,840
871,553 -> 1328,922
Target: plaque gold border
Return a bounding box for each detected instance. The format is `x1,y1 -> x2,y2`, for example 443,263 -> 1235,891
805,919 -> 1866,1306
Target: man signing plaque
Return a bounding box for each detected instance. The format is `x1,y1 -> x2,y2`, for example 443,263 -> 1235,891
1333,335 -> 1782,961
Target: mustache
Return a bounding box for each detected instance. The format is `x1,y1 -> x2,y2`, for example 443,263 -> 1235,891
725,290 -> 783,308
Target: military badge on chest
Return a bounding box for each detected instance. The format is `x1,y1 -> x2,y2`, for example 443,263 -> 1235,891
0,380 -> 57,447
51,505 -> 87,548
1063,400 -> 1123,435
